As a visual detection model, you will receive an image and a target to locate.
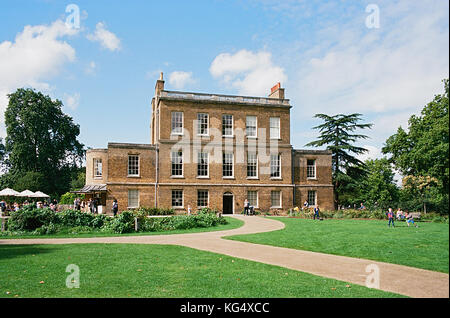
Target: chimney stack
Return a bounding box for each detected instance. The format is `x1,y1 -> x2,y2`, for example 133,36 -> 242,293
268,82 -> 285,99
155,72 -> 165,96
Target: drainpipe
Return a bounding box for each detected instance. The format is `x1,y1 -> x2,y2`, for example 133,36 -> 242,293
292,148 -> 296,207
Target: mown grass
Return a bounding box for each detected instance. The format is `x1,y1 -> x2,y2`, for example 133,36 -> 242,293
0,244 -> 404,298
0,216 -> 243,239
226,217 -> 449,273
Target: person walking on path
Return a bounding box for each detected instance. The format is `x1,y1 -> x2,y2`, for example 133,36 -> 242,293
387,208 -> 395,228
313,205 -> 320,220
244,199 -> 249,216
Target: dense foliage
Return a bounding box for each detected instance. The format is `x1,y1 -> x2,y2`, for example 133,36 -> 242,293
3,206 -> 228,236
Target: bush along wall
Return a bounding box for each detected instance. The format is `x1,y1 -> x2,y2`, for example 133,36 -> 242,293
3,206 -> 228,236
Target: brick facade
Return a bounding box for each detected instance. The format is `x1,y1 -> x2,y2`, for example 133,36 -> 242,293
84,74 -> 334,214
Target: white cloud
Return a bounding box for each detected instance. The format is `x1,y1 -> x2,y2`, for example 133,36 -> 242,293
293,1 -> 449,116
168,71 -> 195,90
87,22 -> 121,51
0,20 -> 79,135
210,49 -> 287,96
64,92 -> 80,110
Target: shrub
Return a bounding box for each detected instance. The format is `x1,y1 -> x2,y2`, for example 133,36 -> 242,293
68,226 -> 94,234
102,211 -> 136,234
136,207 -> 175,216
7,205 -> 59,231
57,209 -> 95,227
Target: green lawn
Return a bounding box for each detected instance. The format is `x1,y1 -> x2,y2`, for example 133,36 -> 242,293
0,244 -> 404,298
226,217 -> 449,273
0,216 -> 243,239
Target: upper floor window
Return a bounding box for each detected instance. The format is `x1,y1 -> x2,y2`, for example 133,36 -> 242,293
247,153 -> 258,178
171,151 -> 183,177
197,113 -> 209,136
270,117 -> 280,139
270,154 -> 281,178
197,152 -> 209,177
222,114 -> 233,137
246,116 -> 257,137
128,155 -> 139,177
223,152 -> 234,178
307,159 -> 316,179
171,112 -> 183,135
93,158 -> 102,177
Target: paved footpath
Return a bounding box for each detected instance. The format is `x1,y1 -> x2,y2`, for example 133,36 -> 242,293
1,215 -> 448,298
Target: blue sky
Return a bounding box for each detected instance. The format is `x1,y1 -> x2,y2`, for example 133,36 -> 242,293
1,0 -> 449,170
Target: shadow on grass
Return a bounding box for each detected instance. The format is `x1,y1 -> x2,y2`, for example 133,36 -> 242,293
0,245 -> 58,261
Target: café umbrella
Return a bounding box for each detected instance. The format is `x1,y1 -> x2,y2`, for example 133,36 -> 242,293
17,190 -> 36,197
0,188 -> 19,196
31,191 -> 50,198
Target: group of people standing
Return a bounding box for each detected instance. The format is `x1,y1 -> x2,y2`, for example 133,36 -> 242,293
73,197 -> 99,214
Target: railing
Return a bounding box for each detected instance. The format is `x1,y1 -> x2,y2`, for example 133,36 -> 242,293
160,90 -> 290,106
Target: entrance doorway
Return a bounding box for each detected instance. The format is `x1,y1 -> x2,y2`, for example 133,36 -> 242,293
223,192 -> 234,214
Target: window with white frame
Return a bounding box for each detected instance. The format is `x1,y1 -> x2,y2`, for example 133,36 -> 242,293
246,116 -> 257,137
222,152 -> 234,177
222,114 -> 233,136
271,191 -> 281,208
247,153 -> 258,178
197,113 -> 209,136
128,155 -> 139,176
197,190 -> 209,207
308,190 -> 316,206
270,117 -> 280,139
171,151 -> 183,176
128,189 -> 139,208
197,152 -> 209,177
94,158 -> 102,177
247,191 -> 258,207
172,190 -> 183,207
171,112 -> 183,135
270,154 -> 281,178
307,159 -> 316,179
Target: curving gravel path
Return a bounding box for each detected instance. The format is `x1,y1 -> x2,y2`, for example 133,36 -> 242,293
1,215 -> 448,298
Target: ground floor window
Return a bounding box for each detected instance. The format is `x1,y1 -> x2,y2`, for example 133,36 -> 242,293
197,190 -> 209,208
128,189 -> 139,208
247,191 -> 258,207
308,190 -> 316,206
172,190 -> 183,207
271,190 -> 281,208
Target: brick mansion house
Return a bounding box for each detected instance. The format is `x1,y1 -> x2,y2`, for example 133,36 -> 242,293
81,73 -> 334,214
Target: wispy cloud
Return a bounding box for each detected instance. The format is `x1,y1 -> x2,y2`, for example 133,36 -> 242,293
168,71 -> 195,90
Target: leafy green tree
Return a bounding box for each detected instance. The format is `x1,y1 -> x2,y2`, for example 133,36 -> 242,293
358,158 -> 400,210
4,88 -> 85,196
306,113 -> 373,208
14,171 -> 47,193
382,79 -> 449,213
70,169 -> 86,191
